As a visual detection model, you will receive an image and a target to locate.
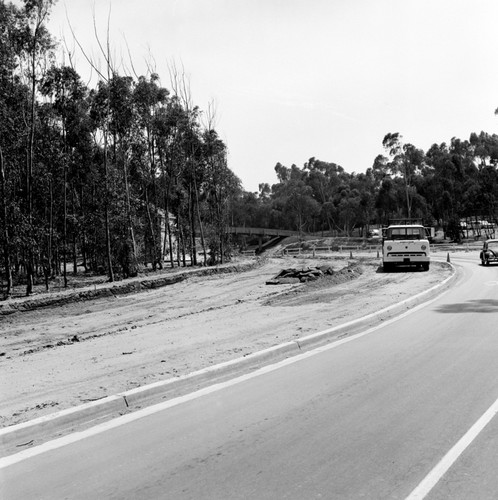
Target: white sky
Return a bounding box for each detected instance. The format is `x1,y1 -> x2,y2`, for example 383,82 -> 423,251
44,0 -> 498,192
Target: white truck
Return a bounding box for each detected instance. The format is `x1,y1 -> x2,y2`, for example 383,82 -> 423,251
382,223 -> 430,271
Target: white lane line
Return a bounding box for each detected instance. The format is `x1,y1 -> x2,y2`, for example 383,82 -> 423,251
406,396 -> 498,499
0,290 -> 446,470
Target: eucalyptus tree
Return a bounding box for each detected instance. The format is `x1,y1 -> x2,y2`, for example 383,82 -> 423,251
104,74 -> 142,276
0,0 -> 26,296
88,80 -> 114,281
168,66 -> 208,266
332,182 -> 362,236
0,145 -> 11,296
382,133 -> 424,220
181,112 -> 206,265
374,177 -> 399,224
351,171 -> 376,235
201,128 -> 240,263
424,143 -> 457,228
441,138 -> 479,227
304,158 -> 346,231
153,97 -> 184,267
40,65 -> 90,284
470,131 -> 498,167
271,163 -> 320,232
255,183 -> 273,228
133,73 -> 170,268
15,0 -> 56,294
230,191 -> 259,228
479,166 -> 498,221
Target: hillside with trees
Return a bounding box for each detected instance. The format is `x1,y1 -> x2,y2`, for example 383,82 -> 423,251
232,131 -> 498,241
1,0 -> 240,297
2,0 -> 498,298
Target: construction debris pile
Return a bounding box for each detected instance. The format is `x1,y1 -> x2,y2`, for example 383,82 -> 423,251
266,265 -> 335,285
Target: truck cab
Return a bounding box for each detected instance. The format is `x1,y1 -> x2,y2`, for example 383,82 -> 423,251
382,224 -> 430,271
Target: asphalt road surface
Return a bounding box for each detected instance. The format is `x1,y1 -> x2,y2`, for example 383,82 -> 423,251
2,254 -> 498,499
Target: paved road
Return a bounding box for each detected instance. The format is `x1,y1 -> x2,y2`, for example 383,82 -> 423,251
2,254 -> 498,499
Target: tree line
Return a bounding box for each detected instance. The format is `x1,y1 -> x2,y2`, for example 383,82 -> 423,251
3,1 -> 498,299
231,130 -> 498,242
1,0 -> 240,297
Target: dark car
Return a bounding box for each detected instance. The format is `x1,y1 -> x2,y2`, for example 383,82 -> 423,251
480,239 -> 498,265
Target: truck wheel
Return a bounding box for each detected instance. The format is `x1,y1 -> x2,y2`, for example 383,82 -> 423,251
383,263 -> 392,272
423,263 -> 430,271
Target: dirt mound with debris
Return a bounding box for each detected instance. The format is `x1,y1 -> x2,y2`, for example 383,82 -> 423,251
266,265 -> 336,284
263,264 -> 365,306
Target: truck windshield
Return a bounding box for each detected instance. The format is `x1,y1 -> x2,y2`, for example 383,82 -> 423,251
387,227 -> 423,240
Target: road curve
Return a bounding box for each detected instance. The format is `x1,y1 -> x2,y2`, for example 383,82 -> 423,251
2,253 -> 498,499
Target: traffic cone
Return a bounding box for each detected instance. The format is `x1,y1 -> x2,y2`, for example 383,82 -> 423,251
447,252 -> 451,263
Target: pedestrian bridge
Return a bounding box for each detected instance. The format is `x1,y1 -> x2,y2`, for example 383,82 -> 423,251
228,227 -> 300,237
228,227 -> 300,254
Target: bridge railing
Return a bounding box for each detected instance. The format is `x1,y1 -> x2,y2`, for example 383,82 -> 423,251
279,244 -> 382,256
228,227 -> 300,237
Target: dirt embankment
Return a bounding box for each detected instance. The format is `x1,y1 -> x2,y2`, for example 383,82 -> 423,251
0,255 -> 452,427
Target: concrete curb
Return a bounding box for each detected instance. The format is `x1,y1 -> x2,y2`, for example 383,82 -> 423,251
295,260 -> 455,350
0,261 -> 457,453
0,342 -> 301,448
122,341 -> 300,408
0,396 -> 126,447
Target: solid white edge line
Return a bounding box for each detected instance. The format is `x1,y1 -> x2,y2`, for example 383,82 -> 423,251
0,290 -> 447,470
406,396 -> 498,500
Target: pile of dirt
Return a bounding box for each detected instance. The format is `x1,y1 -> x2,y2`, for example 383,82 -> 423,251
306,264 -> 364,288
263,264 -> 365,306
266,265 -> 335,284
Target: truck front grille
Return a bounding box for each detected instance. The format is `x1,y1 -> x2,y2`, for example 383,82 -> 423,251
388,252 -> 427,257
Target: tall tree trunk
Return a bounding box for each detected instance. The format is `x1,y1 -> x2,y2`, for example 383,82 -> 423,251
103,130 -> 114,282
144,185 -> 158,269
146,126 -> 161,265
164,191 -> 174,268
177,212 -> 186,267
193,173 -> 207,266
71,187 -> 77,275
214,189 -> 224,265
167,221 -> 174,267
0,146 -> 13,297
80,185 -> 87,272
62,165 -> 68,287
25,42 -> 37,296
189,183 -> 197,266
49,179 -> 54,277
121,143 -> 137,268
164,155 -> 176,268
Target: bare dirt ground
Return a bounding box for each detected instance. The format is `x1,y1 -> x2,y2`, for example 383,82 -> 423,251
0,253 -> 452,428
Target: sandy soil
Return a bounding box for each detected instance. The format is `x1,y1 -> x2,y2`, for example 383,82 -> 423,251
0,254 -> 451,427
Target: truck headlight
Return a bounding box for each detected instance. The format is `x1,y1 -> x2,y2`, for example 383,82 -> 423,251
387,245 -> 392,251
421,245 -> 427,250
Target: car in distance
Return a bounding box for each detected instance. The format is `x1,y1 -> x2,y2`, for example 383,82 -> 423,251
368,228 -> 381,239
480,239 -> 498,265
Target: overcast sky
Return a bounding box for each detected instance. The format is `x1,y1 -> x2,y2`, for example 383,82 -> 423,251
45,0 -> 498,192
